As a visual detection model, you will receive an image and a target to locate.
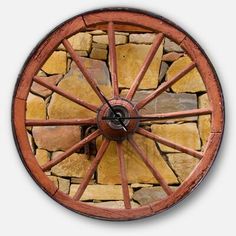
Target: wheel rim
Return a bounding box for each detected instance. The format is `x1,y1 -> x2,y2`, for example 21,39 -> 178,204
12,9 -> 224,220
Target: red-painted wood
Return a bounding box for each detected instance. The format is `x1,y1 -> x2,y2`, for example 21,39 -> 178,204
140,108 -> 212,121
128,136 -> 173,195
25,118 -> 96,126
42,129 -> 101,171
116,142 -> 131,209
62,39 -> 105,103
12,9 -> 224,221
136,62 -> 196,110
73,138 -> 110,200
126,33 -> 164,100
108,22 -> 119,98
137,127 -> 203,159
34,76 -> 98,112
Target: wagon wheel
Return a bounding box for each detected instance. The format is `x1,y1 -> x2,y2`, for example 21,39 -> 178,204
12,9 -> 224,220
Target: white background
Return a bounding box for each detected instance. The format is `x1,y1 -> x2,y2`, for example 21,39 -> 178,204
0,0 -> 235,235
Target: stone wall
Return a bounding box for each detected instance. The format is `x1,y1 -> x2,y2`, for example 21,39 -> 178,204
26,29 -> 211,208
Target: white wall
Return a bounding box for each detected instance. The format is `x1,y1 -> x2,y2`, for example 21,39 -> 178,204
0,0 -> 234,235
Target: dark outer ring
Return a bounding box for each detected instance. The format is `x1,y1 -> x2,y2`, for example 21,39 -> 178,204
12,8 -> 225,221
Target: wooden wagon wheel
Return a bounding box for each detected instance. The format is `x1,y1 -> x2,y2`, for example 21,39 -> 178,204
12,9 -> 224,220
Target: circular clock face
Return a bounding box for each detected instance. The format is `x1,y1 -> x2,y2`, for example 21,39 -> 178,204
12,9 -> 224,220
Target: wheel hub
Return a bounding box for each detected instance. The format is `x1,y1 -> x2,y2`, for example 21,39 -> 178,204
107,105 -> 129,128
97,98 -> 140,141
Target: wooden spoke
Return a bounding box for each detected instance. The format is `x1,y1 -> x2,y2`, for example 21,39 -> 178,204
126,33 -> 164,100
73,138 -> 110,201
128,136 -> 173,195
139,108 -> 212,121
41,129 -> 101,171
136,62 -> 196,110
116,142 -> 131,209
25,118 -> 96,126
62,39 -> 105,103
33,76 -> 98,112
137,127 -> 203,159
108,22 -> 119,97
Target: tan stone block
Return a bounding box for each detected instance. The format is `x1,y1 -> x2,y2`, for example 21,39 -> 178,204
115,31 -> 129,36
58,33 -> 92,51
48,58 -> 112,119
93,34 -> 128,45
151,123 -> 201,152
69,33 -> 92,51
66,51 -> 88,58
129,33 -> 156,44
90,48 -> 107,60
31,75 -> 63,98
27,132 -> 34,153
167,153 -> 199,182
166,56 -> 206,92
35,149 -> 50,166
92,43 -> 107,49
71,178 -> 95,184
69,184 -> 133,201
89,30 -> 106,35
198,94 -> 211,146
131,183 -> 153,188
42,51 -> 67,74
87,201 -> 139,209
97,134 -> 178,184
116,43 -> 163,89
58,177 -> 70,194
32,126 -> 81,152
36,70 -> 46,76
26,93 -> 46,120
51,153 -> 92,177
48,176 -> 58,187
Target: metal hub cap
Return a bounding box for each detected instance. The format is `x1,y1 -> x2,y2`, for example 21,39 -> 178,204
97,99 -> 139,141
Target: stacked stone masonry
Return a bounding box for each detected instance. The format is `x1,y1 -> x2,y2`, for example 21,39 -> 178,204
26,29 -> 211,208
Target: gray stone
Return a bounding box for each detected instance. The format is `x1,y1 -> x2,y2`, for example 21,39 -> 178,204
129,33 -> 156,44
120,90 -> 197,123
162,52 -> 184,62
159,62 -> 169,82
133,187 -> 177,205
164,38 -> 184,53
